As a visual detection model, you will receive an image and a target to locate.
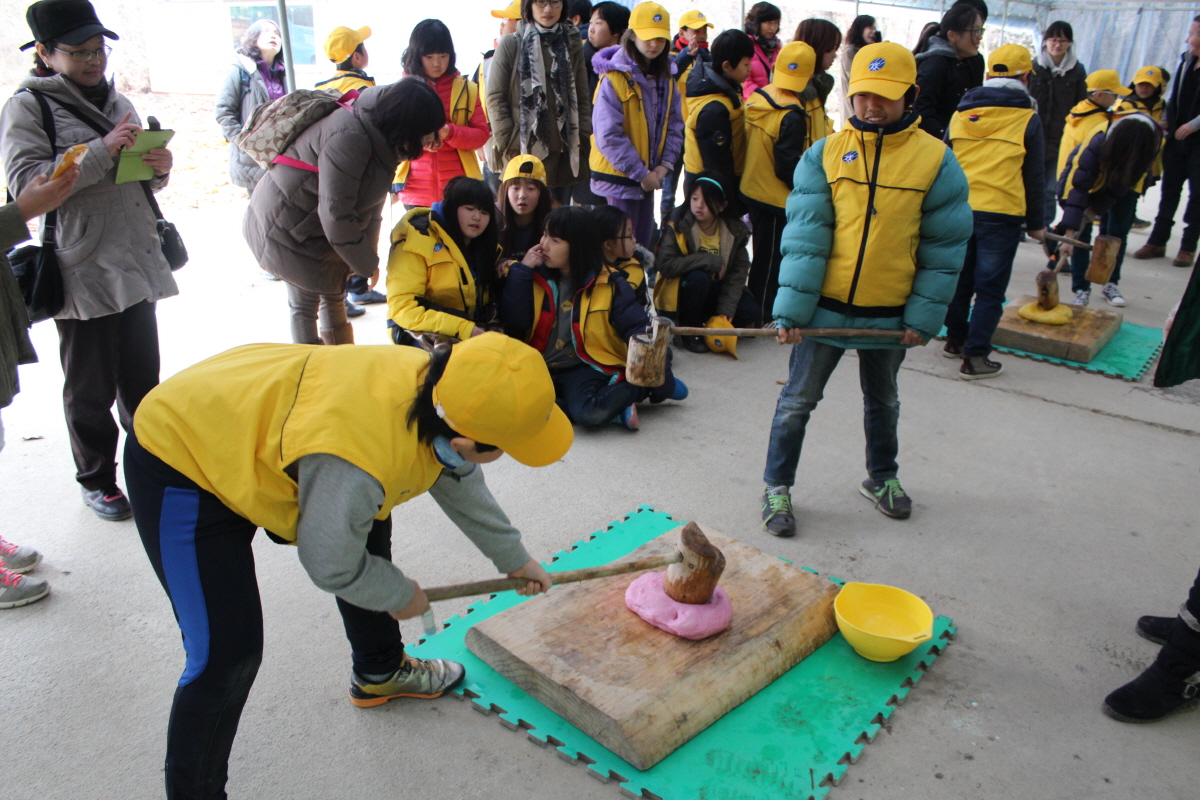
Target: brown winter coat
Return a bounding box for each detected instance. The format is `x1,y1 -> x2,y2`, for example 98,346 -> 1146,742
242,85 -> 402,295
0,202 -> 37,409
0,74 -> 176,321
486,23 -> 593,188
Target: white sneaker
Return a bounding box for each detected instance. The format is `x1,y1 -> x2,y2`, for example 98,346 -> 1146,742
1102,283 -> 1126,307
1073,289 -> 1090,307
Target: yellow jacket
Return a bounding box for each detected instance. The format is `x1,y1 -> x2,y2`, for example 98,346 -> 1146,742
948,105 -> 1036,217
590,68 -> 676,186
525,267 -> 637,370
394,75 -> 483,186
1057,99 -> 1110,177
386,208 -> 495,340
820,120 -> 948,309
684,88 -> 746,177
743,85 -> 812,210
133,344 -> 442,543
315,70 -> 375,94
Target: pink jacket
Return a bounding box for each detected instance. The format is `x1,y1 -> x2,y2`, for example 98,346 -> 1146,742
399,71 -> 490,207
742,38 -> 779,100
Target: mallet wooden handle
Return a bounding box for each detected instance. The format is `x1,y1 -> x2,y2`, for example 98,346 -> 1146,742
1043,231 -> 1091,250
669,326 -> 905,338
423,552 -> 684,602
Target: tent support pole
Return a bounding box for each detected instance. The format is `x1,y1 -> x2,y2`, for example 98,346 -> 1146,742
276,0 -> 297,93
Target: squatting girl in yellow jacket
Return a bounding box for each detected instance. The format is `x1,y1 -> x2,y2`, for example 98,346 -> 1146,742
386,176 -> 503,345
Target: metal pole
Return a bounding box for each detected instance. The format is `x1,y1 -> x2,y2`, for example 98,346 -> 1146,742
1000,0 -> 1010,44
275,0 -> 297,93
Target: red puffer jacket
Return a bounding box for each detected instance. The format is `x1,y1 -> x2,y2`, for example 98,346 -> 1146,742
399,71 -> 490,207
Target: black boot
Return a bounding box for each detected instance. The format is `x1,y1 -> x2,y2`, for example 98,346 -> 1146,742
1136,615 -> 1173,645
1104,616 -> 1200,723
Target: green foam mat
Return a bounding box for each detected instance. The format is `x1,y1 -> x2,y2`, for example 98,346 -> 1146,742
941,321 -> 1164,381
408,507 -> 955,800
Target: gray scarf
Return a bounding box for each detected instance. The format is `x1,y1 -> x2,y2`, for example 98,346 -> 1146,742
1037,43 -> 1078,77
518,22 -> 581,177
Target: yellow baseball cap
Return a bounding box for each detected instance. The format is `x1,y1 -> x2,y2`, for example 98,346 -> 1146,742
678,10 -> 713,30
1087,69 -> 1132,96
773,41 -> 816,94
430,333 -> 573,468
491,0 -> 521,19
629,2 -> 671,40
501,154 -> 548,185
704,316 -> 738,358
1133,65 -> 1165,88
987,44 -> 1033,78
323,26 -> 371,63
849,42 -> 916,100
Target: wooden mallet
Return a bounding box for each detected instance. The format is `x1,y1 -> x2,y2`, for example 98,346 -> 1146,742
1037,232 -> 1121,310
625,317 -> 904,387
418,523 -> 727,634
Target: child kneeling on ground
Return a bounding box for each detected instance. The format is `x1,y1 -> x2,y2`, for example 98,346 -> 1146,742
500,206 -> 687,430
760,42 -> 972,536
655,170 -> 756,353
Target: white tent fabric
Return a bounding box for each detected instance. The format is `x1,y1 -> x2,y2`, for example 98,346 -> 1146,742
1044,6 -> 1196,90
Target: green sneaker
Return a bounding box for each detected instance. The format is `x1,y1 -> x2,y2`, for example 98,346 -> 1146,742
761,485 -> 797,537
349,654 -> 465,707
860,478 -> 912,519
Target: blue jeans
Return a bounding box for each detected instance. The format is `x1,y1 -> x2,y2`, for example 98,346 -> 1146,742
763,339 -> 906,487
1071,191 -> 1137,292
552,364 -> 662,427
944,217 -> 1023,357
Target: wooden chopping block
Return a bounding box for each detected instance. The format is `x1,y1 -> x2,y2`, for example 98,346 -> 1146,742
993,294 -> 1122,363
464,524 -> 839,770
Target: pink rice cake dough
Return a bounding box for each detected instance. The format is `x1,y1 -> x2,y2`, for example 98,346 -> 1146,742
624,571 -> 733,640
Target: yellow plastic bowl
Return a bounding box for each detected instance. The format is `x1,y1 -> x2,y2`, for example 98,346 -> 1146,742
834,582 -> 934,662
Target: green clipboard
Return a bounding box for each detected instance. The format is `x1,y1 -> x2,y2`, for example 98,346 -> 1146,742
115,128 -> 174,184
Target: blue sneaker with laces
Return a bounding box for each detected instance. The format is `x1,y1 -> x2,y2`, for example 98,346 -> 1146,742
670,377 -> 688,401
859,478 -> 912,519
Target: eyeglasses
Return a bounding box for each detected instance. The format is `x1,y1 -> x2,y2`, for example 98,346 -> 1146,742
532,0 -> 564,8
55,45 -> 111,63
969,27 -> 985,38
1046,37 -> 1071,45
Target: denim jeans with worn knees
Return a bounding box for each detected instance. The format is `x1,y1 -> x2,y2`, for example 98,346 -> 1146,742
763,338 -> 905,487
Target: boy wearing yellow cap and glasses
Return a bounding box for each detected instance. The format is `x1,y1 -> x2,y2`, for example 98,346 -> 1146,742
943,44 -> 1046,380
742,40 -> 818,326
123,334 -> 568,799
760,42 -> 971,535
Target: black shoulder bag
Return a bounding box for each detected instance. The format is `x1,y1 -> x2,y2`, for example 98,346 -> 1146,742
46,93 -> 188,271
6,89 -> 65,322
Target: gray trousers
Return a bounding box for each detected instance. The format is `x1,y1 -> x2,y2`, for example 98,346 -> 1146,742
285,282 -> 352,345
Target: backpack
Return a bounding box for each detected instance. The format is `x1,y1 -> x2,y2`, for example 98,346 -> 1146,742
234,88 -> 358,169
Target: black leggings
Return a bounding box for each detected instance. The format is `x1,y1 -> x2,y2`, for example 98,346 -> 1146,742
124,435 -> 401,800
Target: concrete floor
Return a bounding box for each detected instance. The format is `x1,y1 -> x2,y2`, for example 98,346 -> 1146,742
2,194 -> 1198,800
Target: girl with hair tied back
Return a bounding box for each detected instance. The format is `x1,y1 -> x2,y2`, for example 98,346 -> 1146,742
913,3 -> 986,139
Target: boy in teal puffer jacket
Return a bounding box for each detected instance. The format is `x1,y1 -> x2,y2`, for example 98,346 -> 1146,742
760,42 -> 972,536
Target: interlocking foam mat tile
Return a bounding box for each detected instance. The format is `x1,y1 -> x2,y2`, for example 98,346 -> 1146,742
941,321 -> 1164,381
408,506 -> 956,800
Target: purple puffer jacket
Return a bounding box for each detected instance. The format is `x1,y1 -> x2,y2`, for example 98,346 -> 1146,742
590,45 -> 684,200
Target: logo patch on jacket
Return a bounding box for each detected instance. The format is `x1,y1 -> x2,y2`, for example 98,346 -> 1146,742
434,243 -> 443,252
968,114 -> 980,122
869,58 -> 886,72
843,151 -> 859,162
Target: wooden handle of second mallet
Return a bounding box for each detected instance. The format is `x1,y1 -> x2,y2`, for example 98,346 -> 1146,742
423,552 -> 684,602
1043,231 -> 1092,250
669,326 -> 906,338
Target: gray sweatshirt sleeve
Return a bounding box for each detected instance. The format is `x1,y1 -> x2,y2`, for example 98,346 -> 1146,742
294,453 -> 415,613
427,462 -> 531,574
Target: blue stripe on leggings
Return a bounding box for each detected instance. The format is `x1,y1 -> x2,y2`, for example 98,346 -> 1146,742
158,487 -> 209,687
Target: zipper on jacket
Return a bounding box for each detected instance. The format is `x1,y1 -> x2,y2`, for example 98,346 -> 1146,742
846,130 -> 884,305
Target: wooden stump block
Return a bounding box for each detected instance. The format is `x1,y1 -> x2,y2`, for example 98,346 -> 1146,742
993,295 -> 1122,363
464,524 -> 839,771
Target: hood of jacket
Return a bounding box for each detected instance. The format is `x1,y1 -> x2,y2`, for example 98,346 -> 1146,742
958,80 -> 1035,112
352,84 -> 404,167
916,34 -> 958,63
232,52 -> 257,74
593,44 -> 678,79
686,58 -> 741,105
1036,43 -> 1079,77
1067,96 -> 1108,120
744,84 -> 803,126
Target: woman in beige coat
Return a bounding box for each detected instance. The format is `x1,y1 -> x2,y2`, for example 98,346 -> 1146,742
242,78 -> 444,345
0,0 -> 175,522
486,0 -> 592,204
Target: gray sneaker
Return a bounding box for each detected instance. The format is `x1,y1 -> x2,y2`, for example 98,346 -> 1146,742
0,535 -> 41,573
349,654 -> 465,707
1073,288 -> 1090,306
0,567 -> 49,609
761,485 -> 797,537
860,478 -> 913,519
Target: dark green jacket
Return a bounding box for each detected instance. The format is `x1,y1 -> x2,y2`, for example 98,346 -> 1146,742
1155,265 -> 1200,388
0,201 -> 38,408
